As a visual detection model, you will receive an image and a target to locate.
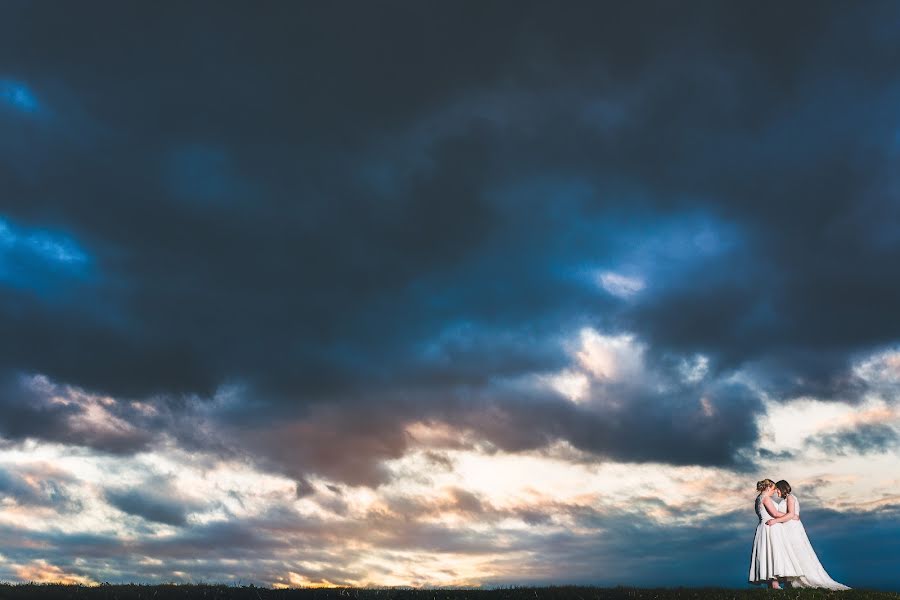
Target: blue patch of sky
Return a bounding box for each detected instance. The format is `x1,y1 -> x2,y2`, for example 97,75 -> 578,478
165,143 -> 240,205
357,160 -> 401,196
0,215 -> 90,292
589,209 -> 746,301
629,209 -> 742,262
0,79 -> 39,113
488,175 -> 746,298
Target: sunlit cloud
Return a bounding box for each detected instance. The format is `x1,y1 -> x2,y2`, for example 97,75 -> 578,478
3,342 -> 894,587
539,370 -> 590,403
574,329 -> 643,382
14,559 -> 96,585
0,412 -> 897,587
757,395 -> 898,452
680,354 -> 710,383
597,271 -> 645,298
755,345 -> 900,461
854,347 -> 900,388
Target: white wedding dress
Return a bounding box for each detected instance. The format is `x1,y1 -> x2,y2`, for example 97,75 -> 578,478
749,494 -> 802,585
776,496 -> 850,590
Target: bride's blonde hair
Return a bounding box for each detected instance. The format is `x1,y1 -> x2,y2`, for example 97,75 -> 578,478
756,478 -> 775,492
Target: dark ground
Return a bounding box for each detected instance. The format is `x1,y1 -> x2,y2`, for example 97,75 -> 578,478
0,585 -> 896,600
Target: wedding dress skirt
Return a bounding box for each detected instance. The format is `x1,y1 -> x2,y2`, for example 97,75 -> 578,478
778,497 -> 850,590
749,494 -> 802,584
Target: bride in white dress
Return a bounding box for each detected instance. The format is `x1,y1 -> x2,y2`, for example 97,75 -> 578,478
767,480 -> 850,590
749,479 -> 802,588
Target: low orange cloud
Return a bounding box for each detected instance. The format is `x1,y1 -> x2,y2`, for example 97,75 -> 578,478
817,400 -> 897,433
14,559 -> 97,585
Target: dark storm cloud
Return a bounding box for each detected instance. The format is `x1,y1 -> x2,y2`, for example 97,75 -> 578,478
811,423 -> 900,456
439,377 -> 764,468
100,466 -> 219,528
209,366 -> 762,487
757,448 -> 796,461
2,0 -> 900,483
0,373 -> 80,443
105,489 -> 192,527
0,372 -> 155,455
0,464 -> 82,512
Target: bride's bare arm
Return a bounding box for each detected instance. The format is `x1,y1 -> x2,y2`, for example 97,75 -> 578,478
761,496 -> 786,518
766,495 -> 800,525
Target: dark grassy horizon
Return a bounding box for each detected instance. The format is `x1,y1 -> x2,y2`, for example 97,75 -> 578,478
0,584 -> 898,600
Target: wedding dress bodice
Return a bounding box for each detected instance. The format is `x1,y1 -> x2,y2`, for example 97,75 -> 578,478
755,494 -> 775,521
776,495 -> 800,516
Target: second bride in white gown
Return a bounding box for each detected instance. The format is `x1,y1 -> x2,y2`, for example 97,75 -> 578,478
768,480 -> 850,590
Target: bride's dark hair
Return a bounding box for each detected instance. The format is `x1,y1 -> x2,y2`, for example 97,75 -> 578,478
775,480 -> 792,497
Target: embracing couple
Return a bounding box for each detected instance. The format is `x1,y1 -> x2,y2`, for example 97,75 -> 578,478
749,478 -> 850,590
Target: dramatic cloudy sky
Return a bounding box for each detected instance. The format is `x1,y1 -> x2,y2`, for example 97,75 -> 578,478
2,0 -> 900,589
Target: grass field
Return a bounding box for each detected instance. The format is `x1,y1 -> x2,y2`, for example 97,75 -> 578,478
0,585 -> 896,600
